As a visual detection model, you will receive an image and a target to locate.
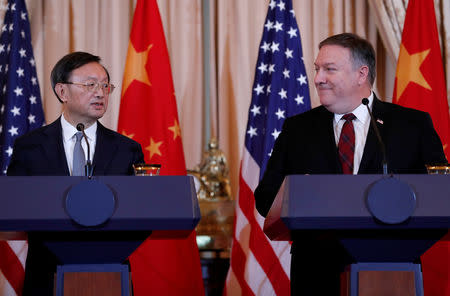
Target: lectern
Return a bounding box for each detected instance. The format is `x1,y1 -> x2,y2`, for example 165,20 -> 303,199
264,174 -> 450,296
0,176 -> 201,296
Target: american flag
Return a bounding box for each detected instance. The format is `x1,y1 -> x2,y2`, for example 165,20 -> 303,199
0,0 -> 44,295
224,0 -> 310,295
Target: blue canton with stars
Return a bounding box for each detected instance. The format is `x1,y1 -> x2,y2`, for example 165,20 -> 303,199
245,0 -> 311,179
0,0 -> 44,175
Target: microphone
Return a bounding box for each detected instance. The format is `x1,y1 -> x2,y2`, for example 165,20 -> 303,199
76,123 -> 93,178
362,98 -> 388,175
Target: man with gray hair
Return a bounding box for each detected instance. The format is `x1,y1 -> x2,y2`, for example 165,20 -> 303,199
255,33 -> 446,294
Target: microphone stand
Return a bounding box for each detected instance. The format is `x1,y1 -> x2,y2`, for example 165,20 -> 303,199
361,99 -> 416,225
362,98 -> 388,175
76,123 -> 94,179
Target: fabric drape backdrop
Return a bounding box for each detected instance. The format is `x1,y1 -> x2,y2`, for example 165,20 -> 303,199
0,0 -> 449,198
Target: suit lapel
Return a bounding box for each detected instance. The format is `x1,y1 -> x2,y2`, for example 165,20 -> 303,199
358,96 -> 386,173
318,108 -> 341,173
41,118 -> 70,175
92,122 -> 118,175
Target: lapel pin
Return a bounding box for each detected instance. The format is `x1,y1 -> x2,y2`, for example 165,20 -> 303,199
376,119 -> 384,125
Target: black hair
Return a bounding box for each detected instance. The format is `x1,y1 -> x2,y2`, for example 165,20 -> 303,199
50,51 -> 110,103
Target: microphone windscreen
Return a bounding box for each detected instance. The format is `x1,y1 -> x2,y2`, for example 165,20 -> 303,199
76,123 -> 85,131
362,98 -> 369,105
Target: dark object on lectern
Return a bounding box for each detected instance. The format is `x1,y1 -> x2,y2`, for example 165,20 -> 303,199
0,176 -> 201,296
264,174 -> 450,296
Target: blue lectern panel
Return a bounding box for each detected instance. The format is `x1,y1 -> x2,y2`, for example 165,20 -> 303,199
281,174 -> 450,230
0,176 -> 201,264
0,176 -> 200,232
276,175 -> 450,262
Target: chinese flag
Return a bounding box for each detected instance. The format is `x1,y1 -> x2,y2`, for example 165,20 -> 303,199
393,0 -> 450,295
117,0 -> 204,295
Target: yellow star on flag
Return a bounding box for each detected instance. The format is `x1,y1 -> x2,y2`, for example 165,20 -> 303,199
395,43 -> 432,99
145,137 -> 163,160
168,119 -> 181,140
122,42 -> 153,95
121,130 -> 135,139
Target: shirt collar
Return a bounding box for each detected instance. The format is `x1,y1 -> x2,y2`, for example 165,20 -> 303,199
61,113 -> 97,141
334,92 -> 374,124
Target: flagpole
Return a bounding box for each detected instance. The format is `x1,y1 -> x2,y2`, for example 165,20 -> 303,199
202,0 -> 211,149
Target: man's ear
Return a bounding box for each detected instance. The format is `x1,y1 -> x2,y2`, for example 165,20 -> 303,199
358,65 -> 369,85
55,83 -> 68,103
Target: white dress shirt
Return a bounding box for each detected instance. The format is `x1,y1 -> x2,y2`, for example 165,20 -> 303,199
61,114 -> 97,175
333,92 -> 374,174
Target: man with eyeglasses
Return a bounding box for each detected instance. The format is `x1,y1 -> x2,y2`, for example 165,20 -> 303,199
7,51 -> 144,295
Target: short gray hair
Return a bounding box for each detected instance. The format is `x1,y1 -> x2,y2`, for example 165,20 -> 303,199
319,33 -> 376,85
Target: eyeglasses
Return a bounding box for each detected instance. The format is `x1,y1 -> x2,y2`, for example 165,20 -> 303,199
63,81 -> 116,95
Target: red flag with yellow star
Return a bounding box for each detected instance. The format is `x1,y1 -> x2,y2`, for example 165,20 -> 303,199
117,0 -> 204,294
393,0 -> 450,159
393,0 -> 450,295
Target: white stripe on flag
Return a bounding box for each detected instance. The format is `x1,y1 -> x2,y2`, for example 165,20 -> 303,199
252,206 -> 292,278
269,240 -> 291,277
254,205 -> 265,228
0,269 -> 17,296
235,202 -> 250,249
224,269 -> 242,296
245,251 -> 276,295
7,241 -> 28,269
241,148 -> 260,192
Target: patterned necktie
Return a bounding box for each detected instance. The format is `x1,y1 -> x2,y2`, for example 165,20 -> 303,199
72,132 -> 86,176
338,113 -> 356,174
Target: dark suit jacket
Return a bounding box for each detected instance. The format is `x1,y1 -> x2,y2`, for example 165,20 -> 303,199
255,97 -> 447,217
7,117 -> 144,176
6,117 -> 144,295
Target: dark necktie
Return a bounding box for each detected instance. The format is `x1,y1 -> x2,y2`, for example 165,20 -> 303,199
338,113 -> 356,174
73,132 -> 86,176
